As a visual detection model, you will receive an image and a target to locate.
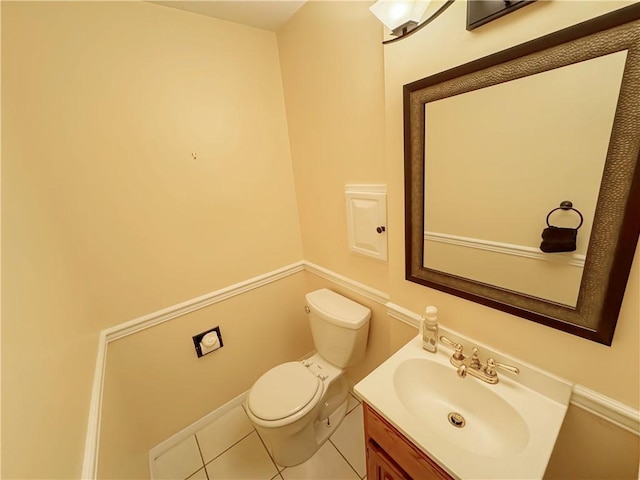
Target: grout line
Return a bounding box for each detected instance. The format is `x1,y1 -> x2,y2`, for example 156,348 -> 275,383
239,403 -> 283,473
182,465 -> 202,480
153,436 -> 203,480
346,397 -> 362,415
192,435 -> 209,480
89,264 -> 637,480
334,402 -> 366,479
202,430 -> 255,467
183,442 -> 204,480
184,466 -> 206,480
149,392 -> 249,463
329,439 -> 362,480
253,426 -> 285,474
241,404 -> 270,462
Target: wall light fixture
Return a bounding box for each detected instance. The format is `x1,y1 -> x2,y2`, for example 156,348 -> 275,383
370,0 -> 537,44
369,0 -> 454,44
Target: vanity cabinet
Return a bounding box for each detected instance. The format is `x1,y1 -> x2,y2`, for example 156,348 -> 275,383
364,403 -> 453,480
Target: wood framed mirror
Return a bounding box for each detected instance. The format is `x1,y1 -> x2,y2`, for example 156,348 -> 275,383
404,4 -> 640,345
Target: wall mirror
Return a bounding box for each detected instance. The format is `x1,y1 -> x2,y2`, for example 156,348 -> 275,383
404,5 -> 640,345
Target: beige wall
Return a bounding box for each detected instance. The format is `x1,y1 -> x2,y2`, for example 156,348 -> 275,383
423,240 -> 585,306
281,0 -> 639,478
546,406 -> 640,479
421,51 -> 625,305
423,50 -> 623,250
2,1 -> 302,327
99,269 -> 394,479
277,0 -> 389,294
302,272 -> 396,385
1,4 -> 4,476
98,273 -> 314,479
384,0 -> 639,410
2,1 -> 639,479
279,0 -> 640,407
2,2 -> 302,478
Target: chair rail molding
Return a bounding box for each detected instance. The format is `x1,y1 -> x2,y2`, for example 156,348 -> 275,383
81,260 -> 305,478
82,260 -> 639,479
425,231 -> 586,267
571,384 -> 640,435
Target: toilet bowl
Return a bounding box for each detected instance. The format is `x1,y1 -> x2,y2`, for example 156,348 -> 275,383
244,289 -> 371,466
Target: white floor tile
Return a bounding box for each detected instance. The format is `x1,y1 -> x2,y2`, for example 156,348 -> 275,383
205,431 -> 278,480
280,442 -> 359,480
186,468 -> 208,480
346,393 -> 361,414
196,405 -> 254,463
153,436 -> 203,480
153,392 -> 369,480
330,404 -> 366,477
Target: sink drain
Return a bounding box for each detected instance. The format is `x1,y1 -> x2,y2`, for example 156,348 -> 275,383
448,412 -> 466,428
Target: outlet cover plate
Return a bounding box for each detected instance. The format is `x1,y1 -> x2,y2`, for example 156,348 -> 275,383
192,326 -> 223,358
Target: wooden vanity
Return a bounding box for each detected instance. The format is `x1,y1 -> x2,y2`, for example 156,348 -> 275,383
356,335 -> 572,479
364,403 -> 453,480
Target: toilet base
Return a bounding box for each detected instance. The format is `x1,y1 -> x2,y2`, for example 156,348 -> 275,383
312,398 -> 349,452
263,397 -> 349,467
254,374 -> 350,467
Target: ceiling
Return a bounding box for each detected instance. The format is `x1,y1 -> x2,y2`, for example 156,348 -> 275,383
151,1 -> 307,31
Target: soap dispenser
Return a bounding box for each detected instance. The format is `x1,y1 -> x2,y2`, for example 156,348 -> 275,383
422,306 -> 439,353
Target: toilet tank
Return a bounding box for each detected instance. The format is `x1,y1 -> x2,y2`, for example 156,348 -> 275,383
305,289 -> 371,368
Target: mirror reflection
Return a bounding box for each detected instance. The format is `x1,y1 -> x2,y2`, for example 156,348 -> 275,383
404,7 -> 640,344
422,51 -> 627,307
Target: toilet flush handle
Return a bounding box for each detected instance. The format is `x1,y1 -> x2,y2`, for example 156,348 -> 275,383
304,306 -> 311,314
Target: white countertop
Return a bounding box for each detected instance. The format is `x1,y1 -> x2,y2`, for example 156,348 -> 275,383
354,333 -> 573,479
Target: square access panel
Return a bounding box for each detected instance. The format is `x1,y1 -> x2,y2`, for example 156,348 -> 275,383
345,185 -> 387,262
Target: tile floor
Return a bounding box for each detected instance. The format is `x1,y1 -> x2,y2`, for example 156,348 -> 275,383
151,393 -> 366,480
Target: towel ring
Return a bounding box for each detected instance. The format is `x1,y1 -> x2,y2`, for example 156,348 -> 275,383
545,201 -> 583,229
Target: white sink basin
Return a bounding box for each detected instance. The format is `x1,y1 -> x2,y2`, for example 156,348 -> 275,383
355,333 -> 572,479
394,357 -> 529,458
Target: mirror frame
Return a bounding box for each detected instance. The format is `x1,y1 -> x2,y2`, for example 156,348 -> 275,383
404,5 -> 640,345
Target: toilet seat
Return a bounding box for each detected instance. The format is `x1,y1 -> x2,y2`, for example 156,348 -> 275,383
247,362 -> 322,422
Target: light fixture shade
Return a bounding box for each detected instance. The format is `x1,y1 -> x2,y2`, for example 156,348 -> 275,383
369,0 -> 432,32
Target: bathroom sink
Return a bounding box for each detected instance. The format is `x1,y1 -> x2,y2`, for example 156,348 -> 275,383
355,333 -> 572,479
394,357 -> 529,458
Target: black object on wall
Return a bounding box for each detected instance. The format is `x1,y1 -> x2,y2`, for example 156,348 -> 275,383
467,0 -> 536,31
540,201 -> 584,253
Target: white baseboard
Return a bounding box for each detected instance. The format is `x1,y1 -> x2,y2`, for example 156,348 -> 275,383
147,348 -> 317,473
148,391 -> 248,478
81,261 -> 304,479
82,261 -> 639,479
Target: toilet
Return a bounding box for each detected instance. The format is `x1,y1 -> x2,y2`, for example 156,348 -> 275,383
244,288 -> 371,467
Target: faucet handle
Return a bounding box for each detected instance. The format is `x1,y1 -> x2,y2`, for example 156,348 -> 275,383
469,347 -> 482,369
485,358 -> 520,377
439,336 -> 464,360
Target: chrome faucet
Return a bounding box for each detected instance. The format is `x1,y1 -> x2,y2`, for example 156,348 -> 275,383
440,336 -> 519,384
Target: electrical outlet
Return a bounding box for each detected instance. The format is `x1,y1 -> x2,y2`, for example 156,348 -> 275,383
192,326 -> 223,358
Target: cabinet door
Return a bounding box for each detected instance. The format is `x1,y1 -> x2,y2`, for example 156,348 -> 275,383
345,186 -> 387,261
364,403 -> 453,480
367,440 -> 410,480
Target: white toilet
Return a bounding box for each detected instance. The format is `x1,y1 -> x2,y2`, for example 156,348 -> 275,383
244,288 -> 371,466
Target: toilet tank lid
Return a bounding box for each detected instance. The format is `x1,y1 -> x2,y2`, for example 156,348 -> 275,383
305,289 -> 371,329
